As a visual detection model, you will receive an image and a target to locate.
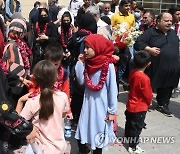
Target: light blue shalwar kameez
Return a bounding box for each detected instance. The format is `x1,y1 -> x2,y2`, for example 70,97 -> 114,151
75,61 -> 118,150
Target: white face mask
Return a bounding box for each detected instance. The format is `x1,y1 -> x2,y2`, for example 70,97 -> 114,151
134,12 -> 141,19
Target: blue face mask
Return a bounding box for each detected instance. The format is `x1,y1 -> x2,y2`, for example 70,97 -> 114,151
134,12 -> 141,19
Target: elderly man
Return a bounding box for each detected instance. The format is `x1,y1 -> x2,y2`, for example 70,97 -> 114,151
101,3 -> 114,19
134,12 -> 180,116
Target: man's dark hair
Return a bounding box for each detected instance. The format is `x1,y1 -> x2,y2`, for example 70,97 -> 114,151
168,5 -> 180,15
143,10 -> 155,20
119,0 -> 131,7
34,1 -> 40,8
134,50 -> 151,69
101,16 -> 111,25
135,5 -> 144,12
130,0 -> 136,4
44,43 -> 64,62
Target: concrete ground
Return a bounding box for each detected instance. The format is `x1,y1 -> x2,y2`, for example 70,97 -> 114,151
14,86 -> 180,154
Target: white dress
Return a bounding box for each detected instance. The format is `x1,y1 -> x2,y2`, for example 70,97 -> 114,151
75,61 -> 118,150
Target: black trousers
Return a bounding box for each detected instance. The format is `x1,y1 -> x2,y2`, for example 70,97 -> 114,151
125,110 -> 146,149
156,87 -> 173,106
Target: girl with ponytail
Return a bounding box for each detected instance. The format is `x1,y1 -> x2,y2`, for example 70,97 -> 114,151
16,60 -> 69,153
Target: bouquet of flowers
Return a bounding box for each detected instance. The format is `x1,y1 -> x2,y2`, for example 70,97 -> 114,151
112,22 -> 142,49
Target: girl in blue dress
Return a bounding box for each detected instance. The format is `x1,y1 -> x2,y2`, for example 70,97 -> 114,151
75,34 -> 118,154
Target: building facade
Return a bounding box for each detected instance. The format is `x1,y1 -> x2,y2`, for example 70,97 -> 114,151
20,0 -> 69,20
20,0 -> 180,20
136,0 -> 179,15
102,0 -> 179,15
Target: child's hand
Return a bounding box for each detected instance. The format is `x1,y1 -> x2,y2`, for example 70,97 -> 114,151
105,114 -> 115,122
20,76 -> 34,87
78,54 -> 85,62
23,78 -> 33,87
26,126 -> 42,144
72,25 -> 78,33
19,92 -> 32,102
16,92 -> 33,114
112,55 -> 120,61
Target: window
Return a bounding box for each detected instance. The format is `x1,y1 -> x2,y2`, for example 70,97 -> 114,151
136,0 -> 179,14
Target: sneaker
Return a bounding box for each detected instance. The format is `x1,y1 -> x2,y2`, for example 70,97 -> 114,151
156,105 -> 172,117
128,147 -> 136,154
128,145 -> 145,154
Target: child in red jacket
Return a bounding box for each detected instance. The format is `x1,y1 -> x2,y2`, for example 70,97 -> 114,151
125,50 -> 152,154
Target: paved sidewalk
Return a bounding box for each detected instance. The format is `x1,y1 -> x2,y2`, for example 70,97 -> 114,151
65,90 -> 180,154
14,89 -> 180,154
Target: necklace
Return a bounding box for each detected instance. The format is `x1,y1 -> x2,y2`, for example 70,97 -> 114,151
15,39 -> 32,69
61,27 -> 72,49
36,22 -> 48,36
54,66 -> 64,90
84,58 -> 115,91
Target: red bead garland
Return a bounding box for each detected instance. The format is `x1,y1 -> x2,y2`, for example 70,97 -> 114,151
84,58 -> 115,91
36,22 -> 48,36
54,66 -> 64,91
15,39 -> 32,69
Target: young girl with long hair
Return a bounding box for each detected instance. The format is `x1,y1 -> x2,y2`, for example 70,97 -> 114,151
16,60 -> 69,153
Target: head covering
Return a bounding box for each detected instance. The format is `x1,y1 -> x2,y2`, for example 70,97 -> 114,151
38,8 -> 50,25
61,11 -> 72,30
9,18 -> 27,34
79,13 -> 97,34
84,34 -> 114,75
11,12 -> 24,20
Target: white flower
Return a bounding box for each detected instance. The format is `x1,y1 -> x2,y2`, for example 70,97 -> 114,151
112,23 -> 142,46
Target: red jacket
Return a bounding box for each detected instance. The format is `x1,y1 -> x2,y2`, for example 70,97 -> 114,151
126,69 -> 152,113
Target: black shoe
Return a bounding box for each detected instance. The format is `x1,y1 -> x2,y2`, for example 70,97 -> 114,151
123,84 -> 130,91
78,140 -> 90,154
78,148 -> 90,154
156,105 -> 172,117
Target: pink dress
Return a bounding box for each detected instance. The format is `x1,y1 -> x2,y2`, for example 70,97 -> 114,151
20,91 -> 69,154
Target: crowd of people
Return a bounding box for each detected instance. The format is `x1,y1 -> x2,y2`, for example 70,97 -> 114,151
0,0 -> 179,154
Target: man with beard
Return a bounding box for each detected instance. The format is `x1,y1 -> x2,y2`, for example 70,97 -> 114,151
134,12 -> 180,116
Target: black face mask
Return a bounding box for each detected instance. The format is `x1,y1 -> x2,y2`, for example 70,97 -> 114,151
61,22 -> 71,29
39,16 -> 49,24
